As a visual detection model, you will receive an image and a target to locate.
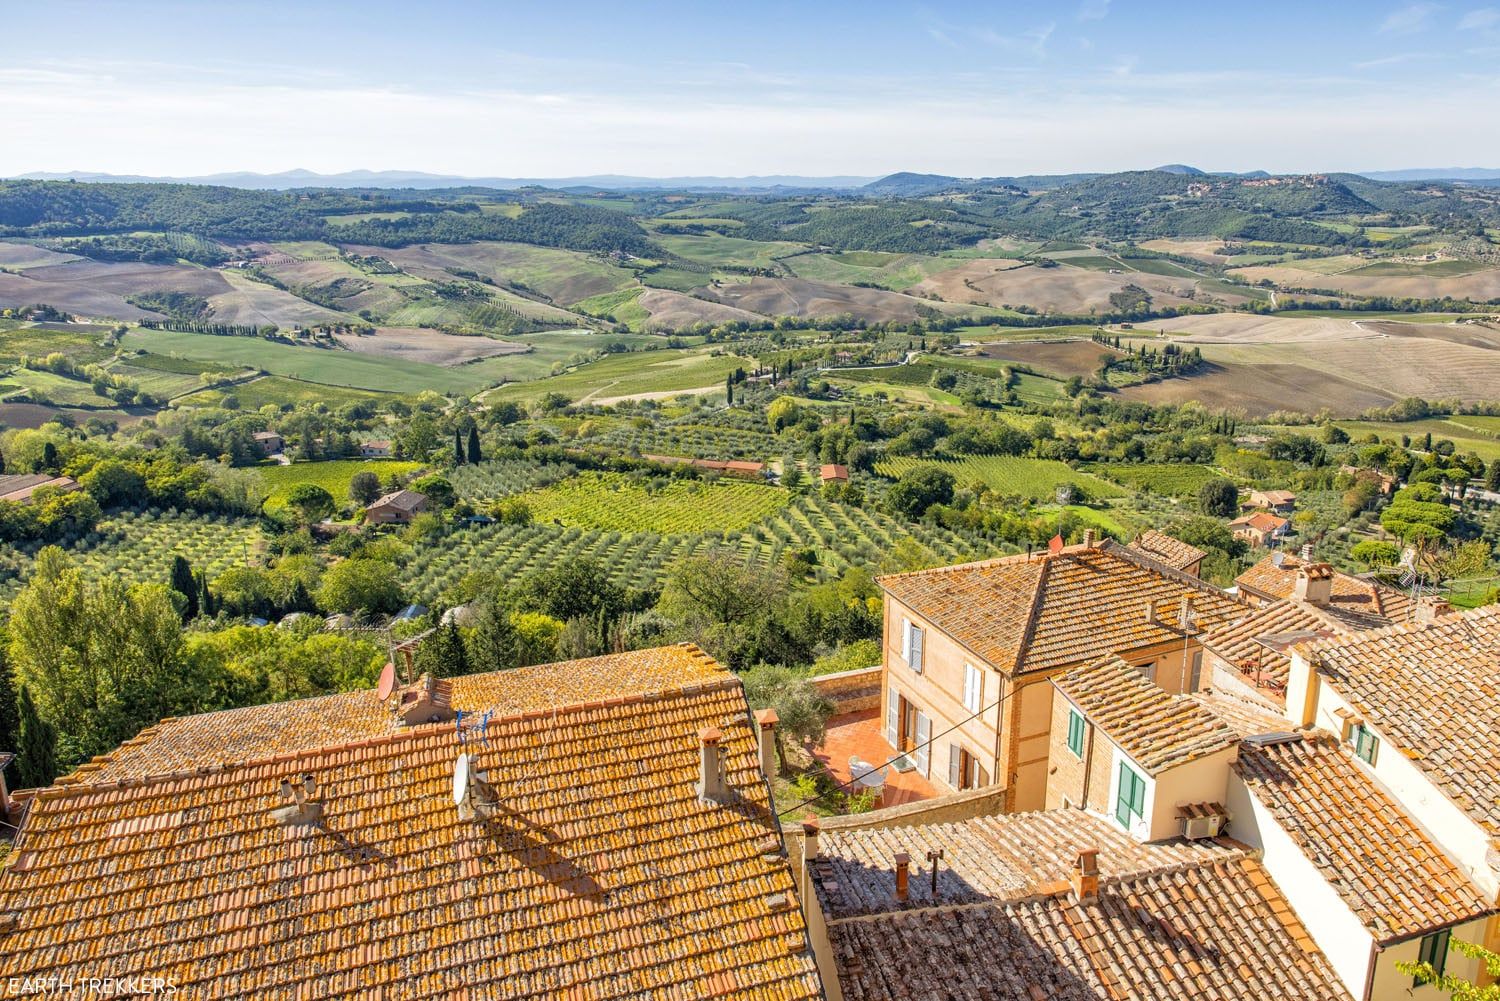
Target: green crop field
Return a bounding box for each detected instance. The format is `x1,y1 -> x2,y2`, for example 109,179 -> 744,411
484,346 -> 750,404
259,459 -> 425,513
5,368 -> 117,407
0,324 -> 115,366
1345,260 -> 1493,277
121,328 -> 506,395
876,454 -> 1125,501
521,471 -> 788,533
784,251 -> 965,290
179,375 -> 393,410
1090,462 -> 1224,497
1120,257 -> 1201,277
653,233 -> 805,269
1331,417 -> 1500,461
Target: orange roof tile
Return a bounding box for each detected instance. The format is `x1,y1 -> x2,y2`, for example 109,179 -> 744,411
1302,606 -> 1500,836
1053,656 -> 1238,774
1198,597 -> 1391,696
877,542 -> 1244,676
1230,511 -> 1289,533
1236,552 -> 1416,621
1189,691 -> 1294,739
0,645 -> 822,1000
1235,732 -> 1496,942
813,810 -> 1351,1001
1125,529 -> 1207,572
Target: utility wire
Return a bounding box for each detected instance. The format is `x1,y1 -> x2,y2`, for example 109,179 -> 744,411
775,683 -> 1018,818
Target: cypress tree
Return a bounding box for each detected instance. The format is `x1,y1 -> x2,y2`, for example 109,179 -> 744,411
725,375 -> 733,406
454,430 -> 465,465
16,686 -> 57,788
170,556 -> 198,621
467,427 -> 482,465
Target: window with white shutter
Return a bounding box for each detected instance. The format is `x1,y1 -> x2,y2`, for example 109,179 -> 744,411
948,743 -> 962,788
885,687 -> 899,748
914,711 -> 931,776
909,625 -> 924,673
900,618 -> 912,661
963,663 -> 982,714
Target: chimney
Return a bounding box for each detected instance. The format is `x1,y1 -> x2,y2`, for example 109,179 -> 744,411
1082,528 -> 1097,548
1292,563 -> 1334,607
894,852 -> 911,902
697,727 -> 727,803
1416,596 -> 1453,623
801,816 -> 821,859
1070,848 -> 1099,901
1144,598 -> 1161,626
271,774 -> 324,828
392,673 -> 455,726
1299,542 -> 1315,562
753,708 -> 779,779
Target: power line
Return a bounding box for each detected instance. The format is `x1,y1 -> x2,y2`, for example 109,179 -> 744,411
775,682 -> 1019,819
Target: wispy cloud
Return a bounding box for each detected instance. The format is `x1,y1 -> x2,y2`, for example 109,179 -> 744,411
1380,3 -> 1442,33
1112,55 -> 1139,76
974,21 -> 1056,56
1077,0 -> 1111,21
1459,6 -> 1500,29
1353,50 -> 1438,67
927,25 -> 959,48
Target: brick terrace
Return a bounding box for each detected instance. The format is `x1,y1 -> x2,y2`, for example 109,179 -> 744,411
811,708 -> 937,808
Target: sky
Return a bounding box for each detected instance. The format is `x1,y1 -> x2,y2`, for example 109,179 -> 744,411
2,0 -> 1499,179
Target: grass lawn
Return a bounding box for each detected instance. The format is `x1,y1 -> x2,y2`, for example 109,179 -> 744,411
122,327 -> 506,396
258,459 -> 425,513
1332,417 -> 1500,462
178,375 -> 394,410
876,454 -> 1125,502
483,346 -> 751,405
5,368 -> 117,407
0,324 -> 116,366
521,471 -> 788,533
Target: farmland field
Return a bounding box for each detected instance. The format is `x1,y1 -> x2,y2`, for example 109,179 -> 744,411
178,376 -> 393,410
876,455 -> 1125,501
520,471 -> 788,533
483,345 -> 751,405
1091,462 -> 1225,497
258,459 -> 425,513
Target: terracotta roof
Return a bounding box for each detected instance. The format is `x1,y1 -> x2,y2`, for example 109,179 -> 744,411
1053,656 -> 1238,774
813,810 -> 1351,1001
1236,552 -> 1416,621
1230,511 -> 1289,533
0,645 -> 822,1000
83,644 -> 734,783
368,488 -> 426,512
819,464 -> 849,481
1234,732 -> 1496,942
1198,597 -> 1390,696
1125,529 -> 1206,572
877,542 -> 1244,676
1302,606 -> 1500,836
0,474 -> 79,503
1189,691 -> 1294,739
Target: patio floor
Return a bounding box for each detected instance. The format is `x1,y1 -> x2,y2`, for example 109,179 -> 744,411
811,708 -> 938,808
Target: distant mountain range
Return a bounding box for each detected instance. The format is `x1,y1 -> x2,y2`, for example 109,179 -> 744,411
11,165 -> 1500,192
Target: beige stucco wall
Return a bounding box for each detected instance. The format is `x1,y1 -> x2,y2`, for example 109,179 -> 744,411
1147,748 -> 1236,841
882,595 -> 1004,782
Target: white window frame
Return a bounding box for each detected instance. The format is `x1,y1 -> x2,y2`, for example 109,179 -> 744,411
885,686 -> 899,748
913,710 -> 931,776
901,617 -> 924,673
962,662 -> 982,715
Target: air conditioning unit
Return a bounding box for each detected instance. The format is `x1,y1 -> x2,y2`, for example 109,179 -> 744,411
1179,802 -> 1228,840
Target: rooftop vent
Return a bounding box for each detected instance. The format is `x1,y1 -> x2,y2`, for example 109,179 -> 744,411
894,852 -> 911,902
271,774 -> 323,828
1070,848 -> 1099,901
1292,563 -> 1334,607
1299,542 -> 1315,562
390,673 -> 455,726
697,727 -> 728,803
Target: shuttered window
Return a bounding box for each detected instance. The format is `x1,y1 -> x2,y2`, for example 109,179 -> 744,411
962,663 -> 982,714
1352,723 -> 1379,765
885,687 -> 899,748
1115,762 -> 1146,828
1415,929 -> 1450,985
914,711 -> 931,776
1067,710 -> 1085,758
948,743 -> 962,789
900,618 -> 924,672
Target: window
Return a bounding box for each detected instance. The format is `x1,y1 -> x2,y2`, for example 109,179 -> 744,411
1415,929 -> 1450,985
913,711 -> 931,776
1115,762 -> 1146,828
900,618 -> 924,673
1067,710 -> 1086,758
1352,723 -> 1379,765
948,744 -> 987,790
885,688 -> 900,749
962,662 -> 982,714
1188,650 -> 1204,692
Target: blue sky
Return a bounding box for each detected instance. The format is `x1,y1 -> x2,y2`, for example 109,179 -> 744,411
2,0 -> 1498,177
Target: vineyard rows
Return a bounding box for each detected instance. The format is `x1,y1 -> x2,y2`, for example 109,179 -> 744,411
876,454 -> 1126,502
449,460 -> 579,501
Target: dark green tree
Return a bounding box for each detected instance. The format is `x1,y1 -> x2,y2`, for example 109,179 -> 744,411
454,430 -> 465,465
1198,478 -> 1240,519
170,555 -> 200,621
417,619 -> 469,678
1487,460 -> 1500,492
466,427 -> 482,465
464,597 -> 520,674
349,471 -> 382,506
16,685 -> 57,788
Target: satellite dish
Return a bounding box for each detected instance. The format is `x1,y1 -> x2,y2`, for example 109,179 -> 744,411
452,753 -> 470,806
376,662 -> 396,701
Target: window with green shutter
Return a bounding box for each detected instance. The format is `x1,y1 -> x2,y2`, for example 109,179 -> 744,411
1115,762 -> 1146,828
1415,929 -> 1450,985
1352,724 -> 1379,764
1067,710 -> 1085,758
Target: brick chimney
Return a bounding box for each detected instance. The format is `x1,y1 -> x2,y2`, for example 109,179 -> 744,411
894,852 -> 911,902
696,727 -> 727,803
1300,542 -> 1315,562
1070,848 -> 1099,901
753,708 -> 779,778
271,774 -> 323,828
1292,563 -> 1334,607
1082,528 -> 1097,548
1416,596 -> 1453,623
